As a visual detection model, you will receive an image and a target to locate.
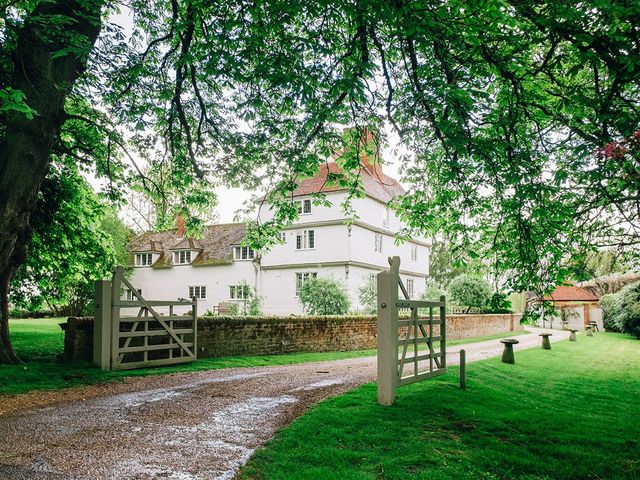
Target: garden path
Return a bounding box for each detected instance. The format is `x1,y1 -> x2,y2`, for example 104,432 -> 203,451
0,327 -> 567,479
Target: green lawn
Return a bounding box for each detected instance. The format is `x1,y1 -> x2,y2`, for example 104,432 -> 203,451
239,333 -> 640,480
1,318 -> 527,396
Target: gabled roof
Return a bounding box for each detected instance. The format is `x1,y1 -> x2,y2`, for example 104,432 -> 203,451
131,240 -> 164,253
292,161 -> 404,204
543,285 -> 599,302
170,237 -> 202,250
129,223 -> 247,267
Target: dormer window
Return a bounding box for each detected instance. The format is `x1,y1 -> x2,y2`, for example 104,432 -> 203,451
135,253 -> 153,267
297,199 -> 312,215
173,250 -> 192,265
234,246 -> 255,260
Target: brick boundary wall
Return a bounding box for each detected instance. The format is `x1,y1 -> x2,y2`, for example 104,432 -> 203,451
63,313 -> 523,362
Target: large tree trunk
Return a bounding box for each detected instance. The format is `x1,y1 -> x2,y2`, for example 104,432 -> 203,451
0,0 -> 102,363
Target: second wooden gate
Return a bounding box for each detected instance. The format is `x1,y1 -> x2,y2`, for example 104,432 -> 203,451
94,267 -> 198,370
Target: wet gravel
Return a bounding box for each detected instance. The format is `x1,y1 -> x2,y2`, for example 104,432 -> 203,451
0,328 -> 566,479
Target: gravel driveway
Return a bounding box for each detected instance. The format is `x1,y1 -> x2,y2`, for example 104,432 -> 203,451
0,328 -> 567,479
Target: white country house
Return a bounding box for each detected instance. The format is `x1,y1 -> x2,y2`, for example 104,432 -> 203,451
128,156 -> 431,315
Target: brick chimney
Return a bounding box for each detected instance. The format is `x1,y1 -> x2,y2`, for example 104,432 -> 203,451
345,126 -> 382,177
175,214 -> 186,237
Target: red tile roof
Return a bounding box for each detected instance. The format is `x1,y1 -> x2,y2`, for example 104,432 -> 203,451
292,161 -> 404,204
543,285 -> 599,302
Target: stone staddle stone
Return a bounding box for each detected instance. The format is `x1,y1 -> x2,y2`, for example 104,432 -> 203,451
500,338 -> 520,364
539,333 -> 552,350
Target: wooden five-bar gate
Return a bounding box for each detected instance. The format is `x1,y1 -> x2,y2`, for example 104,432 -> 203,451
377,256 -> 446,405
93,267 -> 198,370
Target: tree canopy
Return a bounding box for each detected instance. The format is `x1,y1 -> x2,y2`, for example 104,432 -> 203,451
1,0 -> 639,361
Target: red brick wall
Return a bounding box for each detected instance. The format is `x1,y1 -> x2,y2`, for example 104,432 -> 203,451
64,313 -> 522,361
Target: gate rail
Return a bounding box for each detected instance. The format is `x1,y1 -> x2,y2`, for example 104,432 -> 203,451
377,256 -> 446,405
93,267 -> 198,371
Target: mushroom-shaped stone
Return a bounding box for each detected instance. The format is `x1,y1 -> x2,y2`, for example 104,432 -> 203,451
585,325 -> 594,337
500,338 -> 520,364
589,320 -> 599,332
561,320 -> 569,331
569,329 -> 578,342
539,333 -> 552,350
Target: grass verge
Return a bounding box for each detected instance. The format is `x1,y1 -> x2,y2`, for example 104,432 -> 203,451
1,318 -> 527,396
239,333 -> 640,480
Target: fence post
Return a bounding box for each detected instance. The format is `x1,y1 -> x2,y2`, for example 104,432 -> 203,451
192,296 -> 198,359
110,267 -> 124,370
440,295 -> 447,369
377,265 -> 399,406
93,279 -> 112,370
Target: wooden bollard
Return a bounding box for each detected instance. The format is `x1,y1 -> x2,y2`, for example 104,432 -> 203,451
460,349 -> 466,389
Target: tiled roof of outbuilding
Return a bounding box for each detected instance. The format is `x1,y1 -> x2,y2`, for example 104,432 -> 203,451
543,285 -> 600,302
129,223 -> 247,268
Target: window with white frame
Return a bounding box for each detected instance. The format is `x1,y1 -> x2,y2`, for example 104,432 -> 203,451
280,231 -> 287,242
369,273 -> 377,287
297,199 -> 312,215
234,246 -> 255,260
173,250 -> 192,265
125,288 -> 142,300
411,245 -> 418,261
383,208 -> 390,227
189,285 -> 207,299
406,279 -> 415,299
295,272 -> 317,295
229,284 -> 251,300
296,230 -> 315,250
374,234 -> 383,252
135,253 -> 153,267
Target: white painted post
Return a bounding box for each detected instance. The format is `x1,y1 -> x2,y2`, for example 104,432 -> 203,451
377,258 -> 399,406
93,279 -> 111,370
110,267 -> 123,370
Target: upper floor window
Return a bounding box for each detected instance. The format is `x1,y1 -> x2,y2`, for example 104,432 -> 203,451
406,279 -> 415,299
297,199 -> 312,215
369,273 -> 377,287
229,284 -> 250,300
383,208 -> 390,227
189,285 -> 207,299
374,234 -> 383,252
234,246 -> 255,260
135,253 -> 153,267
411,245 -> 418,261
296,230 -> 315,250
295,272 -> 318,296
280,232 -> 287,242
173,250 -> 192,265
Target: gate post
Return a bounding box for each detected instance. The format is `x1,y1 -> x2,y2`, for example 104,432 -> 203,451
377,258 -> 399,406
93,279 -> 112,370
110,267 -> 124,370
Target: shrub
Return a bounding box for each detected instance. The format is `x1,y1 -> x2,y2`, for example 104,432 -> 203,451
599,293 -> 621,332
448,274 -> 492,313
484,292 -> 512,313
299,277 -> 350,315
357,280 -> 377,315
422,280 -> 445,302
615,281 -> 640,338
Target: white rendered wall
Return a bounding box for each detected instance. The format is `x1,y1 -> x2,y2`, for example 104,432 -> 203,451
129,261 -> 257,315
